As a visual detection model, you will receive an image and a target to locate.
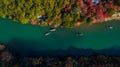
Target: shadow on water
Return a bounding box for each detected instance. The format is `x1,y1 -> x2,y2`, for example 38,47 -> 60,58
1,37 -> 79,56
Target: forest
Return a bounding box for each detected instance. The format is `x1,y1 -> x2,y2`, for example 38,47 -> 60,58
0,44 -> 120,67
0,0 -> 119,28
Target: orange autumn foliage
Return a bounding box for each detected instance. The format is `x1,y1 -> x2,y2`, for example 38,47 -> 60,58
48,21 -> 54,26
55,15 -> 61,20
75,22 -> 82,27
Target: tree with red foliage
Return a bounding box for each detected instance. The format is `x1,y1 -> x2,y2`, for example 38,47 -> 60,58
86,0 -> 93,7
104,11 -> 109,18
105,1 -> 114,8
81,5 -> 88,16
64,5 -> 71,12
96,8 -> 104,21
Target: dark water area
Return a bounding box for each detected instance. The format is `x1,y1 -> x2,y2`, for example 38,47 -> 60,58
0,17 -> 120,56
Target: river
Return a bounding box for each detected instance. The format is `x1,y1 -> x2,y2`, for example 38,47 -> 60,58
0,17 -> 120,52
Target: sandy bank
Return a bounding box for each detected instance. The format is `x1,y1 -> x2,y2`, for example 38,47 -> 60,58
104,12 -> 120,21
90,12 -> 120,25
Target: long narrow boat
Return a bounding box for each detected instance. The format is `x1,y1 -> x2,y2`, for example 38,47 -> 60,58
49,28 -> 56,32
44,32 -> 51,36
76,32 -> 84,36
106,26 -> 113,29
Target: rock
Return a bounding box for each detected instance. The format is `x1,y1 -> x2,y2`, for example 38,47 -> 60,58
0,44 -> 6,51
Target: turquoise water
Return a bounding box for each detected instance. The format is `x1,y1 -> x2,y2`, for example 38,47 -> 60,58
0,17 -> 120,51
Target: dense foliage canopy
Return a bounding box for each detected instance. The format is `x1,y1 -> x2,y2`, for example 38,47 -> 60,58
0,0 -> 118,28
114,0 -> 120,6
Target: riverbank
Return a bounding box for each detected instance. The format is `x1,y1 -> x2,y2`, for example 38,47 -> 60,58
105,12 -> 120,21
0,44 -> 120,67
1,0 -> 120,28
90,12 -> 120,25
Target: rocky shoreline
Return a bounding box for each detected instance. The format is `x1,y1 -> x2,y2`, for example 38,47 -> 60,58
105,12 -> 120,21
90,12 -> 120,25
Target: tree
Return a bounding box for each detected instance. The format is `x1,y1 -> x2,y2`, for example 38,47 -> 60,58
87,17 -> 93,23
107,8 -> 115,16
0,0 -> 118,28
81,16 -> 87,24
114,0 -> 120,6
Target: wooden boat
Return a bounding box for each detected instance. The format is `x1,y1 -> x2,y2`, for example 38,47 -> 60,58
109,26 -> 113,29
49,28 -> 56,32
44,32 -> 51,36
106,25 -> 113,29
76,32 -> 84,36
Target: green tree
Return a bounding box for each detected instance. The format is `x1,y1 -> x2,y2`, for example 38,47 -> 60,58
81,16 -> 87,24
114,0 -> 120,6
107,8 -> 115,16
87,17 -> 93,23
